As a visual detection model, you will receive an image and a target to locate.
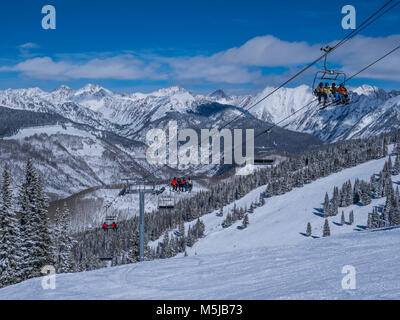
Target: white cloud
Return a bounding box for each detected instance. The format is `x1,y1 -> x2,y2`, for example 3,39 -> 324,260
19,42 -> 40,49
2,35 -> 399,85
2,55 -> 166,81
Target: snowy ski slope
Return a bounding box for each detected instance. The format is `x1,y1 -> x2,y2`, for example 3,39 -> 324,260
0,147 -> 399,299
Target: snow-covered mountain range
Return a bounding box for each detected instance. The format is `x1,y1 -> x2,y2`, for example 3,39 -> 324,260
0,82 -> 398,199
1,83 -> 399,143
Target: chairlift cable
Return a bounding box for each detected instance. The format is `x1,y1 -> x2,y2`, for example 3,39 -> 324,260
109,0 -> 399,189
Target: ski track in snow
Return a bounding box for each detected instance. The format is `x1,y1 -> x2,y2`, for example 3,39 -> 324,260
1,147 -> 399,299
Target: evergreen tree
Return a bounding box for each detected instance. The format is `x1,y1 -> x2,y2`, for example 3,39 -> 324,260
242,214 -> 249,229
259,193 -> 265,206
370,207 -> 380,229
341,211 -> 345,225
248,203 -> 254,213
127,230 -> 140,262
0,166 -> 20,287
393,155 -> 400,175
323,193 -> 330,217
160,231 -> 170,258
223,213 -> 232,228
16,159 -> 40,280
349,210 -> 354,225
306,222 -> 312,237
53,203 -> 75,273
323,219 -> 330,237
34,174 -> 54,272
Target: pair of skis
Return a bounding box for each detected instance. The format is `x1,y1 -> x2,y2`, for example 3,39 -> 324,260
318,99 -> 350,110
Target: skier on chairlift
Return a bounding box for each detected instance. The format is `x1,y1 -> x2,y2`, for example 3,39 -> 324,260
188,177 -> 193,193
177,178 -> 183,192
102,222 -> 108,231
338,84 -> 349,105
314,82 -> 327,107
171,177 -> 178,191
111,221 -> 117,231
182,177 -> 189,192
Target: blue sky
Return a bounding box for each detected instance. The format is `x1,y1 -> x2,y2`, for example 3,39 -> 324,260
0,0 -> 399,93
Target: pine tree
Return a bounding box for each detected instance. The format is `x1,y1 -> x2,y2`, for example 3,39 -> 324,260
393,155 -> 400,175
223,213 -> 232,228
0,166 -> 20,287
341,211 -> 345,225
16,159 -> 39,280
306,222 -> 312,237
160,231 -> 170,258
371,207 -> 380,229
259,193 -> 265,206
34,174 -> 54,272
53,203 -> 75,273
323,219 -> 330,237
127,230 -> 140,262
242,214 -> 249,229
349,210 -> 354,225
323,193 -> 330,217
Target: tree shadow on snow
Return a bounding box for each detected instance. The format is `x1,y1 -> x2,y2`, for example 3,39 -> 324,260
354,225 -> 367,231
332,222 -> 343,226
237,226 -> 245,230
313,208 -> 325,218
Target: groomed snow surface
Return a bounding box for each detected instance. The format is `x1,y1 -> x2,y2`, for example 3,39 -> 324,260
1,150 -> 399,299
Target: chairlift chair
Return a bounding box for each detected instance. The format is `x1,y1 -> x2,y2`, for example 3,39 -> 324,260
157,188 -> 175,209
312,46 -> 348,99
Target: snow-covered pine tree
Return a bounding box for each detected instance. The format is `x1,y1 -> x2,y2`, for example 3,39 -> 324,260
306,222 -> 311,237
53,203 -> 75,273
242,214 -> 249,229
323,219 -> 330,237
360,182 -> 372,206
265,183 -> 273,198
223,213 -> 232,228
367,212 -> 372,229
16,159 -> 39,280
248,202 -> 254,214
34,174 -> 54,273
323,193 -> 330,217
341,211 -> 345,225
160,231 -> 170,259
0,165 -> 20,287
345,180 -> 353,206
333,187 -> 340,208
127,230 -> 140,262
393,155 -> 400,176
371,207 -> 380,229
349,210 -> 354,225
353,179 -> 361,204
259,193 -> 265,206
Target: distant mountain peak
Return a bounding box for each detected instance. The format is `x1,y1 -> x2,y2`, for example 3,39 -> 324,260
209,89 -> 228,99
75,83 -> 111,96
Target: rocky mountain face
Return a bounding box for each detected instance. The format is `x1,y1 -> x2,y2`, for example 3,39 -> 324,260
2,82 -> 398,199
240,84 -> 400,142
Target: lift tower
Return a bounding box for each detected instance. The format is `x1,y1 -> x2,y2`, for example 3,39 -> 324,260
119,180 -> 165,262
